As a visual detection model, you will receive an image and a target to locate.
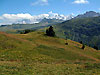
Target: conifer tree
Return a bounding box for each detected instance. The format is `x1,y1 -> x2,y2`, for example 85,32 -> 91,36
46,26 -> 55,37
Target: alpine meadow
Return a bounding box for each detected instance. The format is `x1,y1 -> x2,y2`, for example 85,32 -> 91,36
0,0 -> 100,75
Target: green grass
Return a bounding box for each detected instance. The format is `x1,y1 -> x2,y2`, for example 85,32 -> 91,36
0,31 -> 100,75
1,63 -> 100,75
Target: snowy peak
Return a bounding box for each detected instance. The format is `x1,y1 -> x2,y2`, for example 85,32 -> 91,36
47,11 -> 74,20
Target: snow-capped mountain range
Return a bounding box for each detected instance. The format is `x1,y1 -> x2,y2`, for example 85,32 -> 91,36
0,11 -> 74,25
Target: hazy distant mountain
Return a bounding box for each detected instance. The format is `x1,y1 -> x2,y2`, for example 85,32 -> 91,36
75,11 -> 100,18
16,11 -> 73,24
40,18 -> 64,24
0,11 -> 74,25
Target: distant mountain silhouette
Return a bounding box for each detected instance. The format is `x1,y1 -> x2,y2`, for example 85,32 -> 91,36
75,11 -> 100,18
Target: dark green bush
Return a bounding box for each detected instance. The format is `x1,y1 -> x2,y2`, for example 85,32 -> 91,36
46,26 -> 55,37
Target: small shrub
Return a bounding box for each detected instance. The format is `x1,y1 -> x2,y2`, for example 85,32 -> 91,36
20,29 -> 35,34
46,26 -> 55,37
79,41 -> 83,44
65,43 -> 68,45
81,44 -> 85,50
93,46 -> 98,50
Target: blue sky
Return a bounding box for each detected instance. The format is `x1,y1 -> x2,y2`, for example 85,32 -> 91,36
0,0 -> 100,16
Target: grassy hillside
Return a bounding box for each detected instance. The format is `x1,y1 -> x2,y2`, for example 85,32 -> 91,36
0,31 -> 100,75
54,16 -> 100,49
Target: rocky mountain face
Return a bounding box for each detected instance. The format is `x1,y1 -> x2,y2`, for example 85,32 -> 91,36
75,11 -> 100,18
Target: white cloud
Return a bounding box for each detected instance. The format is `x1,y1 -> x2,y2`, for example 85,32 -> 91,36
73,0 -> 89,4
31,0 -> 48,6
0,13 -> 34,25
0,12 -> 74,25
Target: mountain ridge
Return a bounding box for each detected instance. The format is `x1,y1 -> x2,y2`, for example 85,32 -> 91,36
54,16 -> 100,49
75,11 -> 100,18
